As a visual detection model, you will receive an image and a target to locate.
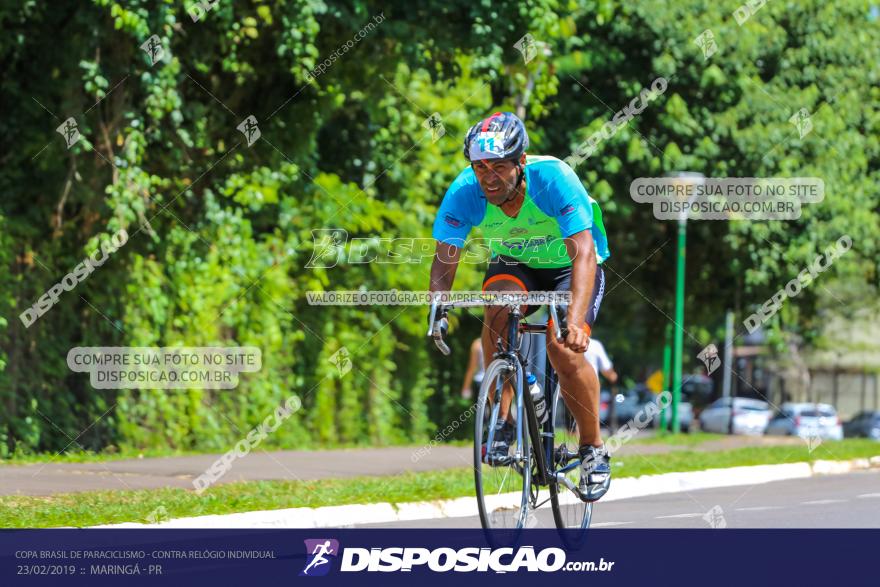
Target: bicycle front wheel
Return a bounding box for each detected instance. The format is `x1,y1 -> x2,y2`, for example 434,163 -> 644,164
474,358 -> 532,535
549,382 -> 592,543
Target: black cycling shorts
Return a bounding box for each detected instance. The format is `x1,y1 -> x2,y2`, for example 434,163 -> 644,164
481,255 -> 605,334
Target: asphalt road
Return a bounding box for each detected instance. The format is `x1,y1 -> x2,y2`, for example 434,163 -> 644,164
352,469 -> 880,528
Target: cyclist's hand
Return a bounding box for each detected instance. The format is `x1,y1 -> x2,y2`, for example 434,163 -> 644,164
563,321 -> 589,353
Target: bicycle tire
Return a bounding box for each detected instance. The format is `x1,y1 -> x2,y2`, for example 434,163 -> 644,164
474,358 -> 532,539
548,382 -> 592,545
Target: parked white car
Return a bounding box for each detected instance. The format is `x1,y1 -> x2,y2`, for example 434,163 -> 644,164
699,398 -> 772,435
765,403 -> 843,440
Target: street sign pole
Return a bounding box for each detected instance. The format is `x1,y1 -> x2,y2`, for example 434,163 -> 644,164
660,323 -> 672,433
666,171 -> 705,435
722,310 -> 734,399
672,216 -> 686,434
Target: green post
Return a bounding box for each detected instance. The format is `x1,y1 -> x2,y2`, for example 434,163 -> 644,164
667,171 -> 703,435
660,323 -> 672,432
671,216 -> 686,434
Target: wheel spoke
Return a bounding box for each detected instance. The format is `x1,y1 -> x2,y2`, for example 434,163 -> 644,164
474,359 -> 531,537
549,382 -> 592,544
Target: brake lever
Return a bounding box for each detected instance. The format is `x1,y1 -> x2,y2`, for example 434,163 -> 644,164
549,302 -> 564,342
427,301 -> 451,355
426,302 -> 438,337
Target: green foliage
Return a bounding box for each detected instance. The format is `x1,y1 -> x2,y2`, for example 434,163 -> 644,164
1,0 -> 877,455
550,0 -> 880,373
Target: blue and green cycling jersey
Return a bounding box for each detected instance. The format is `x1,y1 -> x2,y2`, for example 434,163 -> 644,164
432,155 -> 610,269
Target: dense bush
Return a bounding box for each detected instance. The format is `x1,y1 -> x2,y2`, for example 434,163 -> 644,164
1,0 -> 877,455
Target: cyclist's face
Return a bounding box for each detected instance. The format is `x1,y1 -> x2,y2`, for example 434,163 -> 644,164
472,156 -> 523,204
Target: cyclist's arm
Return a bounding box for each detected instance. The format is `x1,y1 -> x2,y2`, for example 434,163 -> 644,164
429,241 -> 461,292
601,367 -> 619,384
594,340 -> 618,383
431,166 -> 483,295
563,229 -> 596,352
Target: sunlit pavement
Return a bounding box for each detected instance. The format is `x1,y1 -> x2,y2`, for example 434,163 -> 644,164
353,469 -> 880,528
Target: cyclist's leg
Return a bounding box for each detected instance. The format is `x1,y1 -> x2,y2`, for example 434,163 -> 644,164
481,256 -> 534,422
547,333 -> 601,447
545,265 -> 606,448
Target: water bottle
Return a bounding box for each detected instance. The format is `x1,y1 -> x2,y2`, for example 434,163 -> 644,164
527,372 -> 548,425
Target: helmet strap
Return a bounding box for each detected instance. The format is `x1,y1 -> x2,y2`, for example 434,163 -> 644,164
499,163 -> 526,206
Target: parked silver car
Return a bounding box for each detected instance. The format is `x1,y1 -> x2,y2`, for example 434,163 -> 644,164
699,397 -> 772,435
765,403 -> 843,440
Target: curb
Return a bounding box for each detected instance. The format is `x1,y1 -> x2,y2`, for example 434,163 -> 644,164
93,455 -> 880,529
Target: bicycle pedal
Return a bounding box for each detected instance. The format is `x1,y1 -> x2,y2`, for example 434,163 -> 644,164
554,446 -> 578,465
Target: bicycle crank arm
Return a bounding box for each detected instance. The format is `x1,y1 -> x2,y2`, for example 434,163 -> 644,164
554,471 -> 580,495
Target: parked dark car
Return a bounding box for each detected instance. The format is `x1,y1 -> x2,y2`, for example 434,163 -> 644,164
843,411 -> 880,440
599,386 -> 650,427
681,374 -> 714,417
598,390 -> 614,426
611,387 -> 644,424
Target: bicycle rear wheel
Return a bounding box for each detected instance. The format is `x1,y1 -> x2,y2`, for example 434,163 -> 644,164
549,382 -> 592,545
474,358 -> 531,539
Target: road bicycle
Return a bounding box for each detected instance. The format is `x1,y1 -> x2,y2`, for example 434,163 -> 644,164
428,298 -> 593,546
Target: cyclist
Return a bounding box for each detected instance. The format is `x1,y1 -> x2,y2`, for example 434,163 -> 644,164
428,111 -> 613,501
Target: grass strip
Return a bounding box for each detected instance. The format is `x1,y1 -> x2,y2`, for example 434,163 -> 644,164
2,439 -> 877,529
629,431 -> 727,446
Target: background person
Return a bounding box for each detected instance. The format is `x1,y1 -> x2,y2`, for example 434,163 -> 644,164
585,337 -> 617,385
460,337 -> 484,399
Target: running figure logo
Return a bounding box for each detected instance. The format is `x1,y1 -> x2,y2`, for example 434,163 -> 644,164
56,117 -> 80,149
237,115 -> 261,147
139,34 -> 164,66
513,33 -> 539,64
300,539 -> 339,576
693,29 -> 718,60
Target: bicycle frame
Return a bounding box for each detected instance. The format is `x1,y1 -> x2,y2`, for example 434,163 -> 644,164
429,298 -> 592,538
428,300 -> 573,490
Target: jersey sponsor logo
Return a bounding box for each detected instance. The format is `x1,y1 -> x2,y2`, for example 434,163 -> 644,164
559,202 -> 577,216
501,236 -> 553,251
527,217 -> 550,226
509,227 -> 528,236
443,213 -> 464,228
